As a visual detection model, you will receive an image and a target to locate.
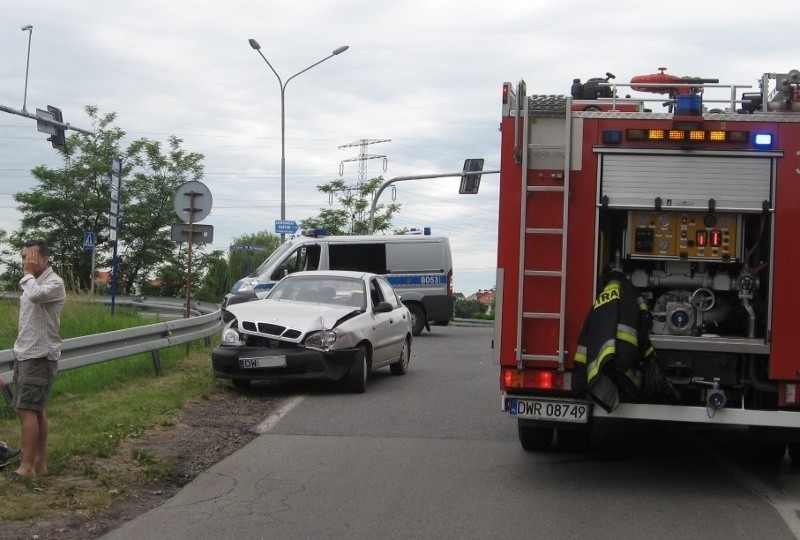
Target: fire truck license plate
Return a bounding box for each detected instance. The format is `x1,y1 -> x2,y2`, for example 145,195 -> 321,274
508,398 -> 589,423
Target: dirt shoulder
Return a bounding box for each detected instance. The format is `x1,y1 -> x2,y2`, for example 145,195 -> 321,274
2,388 -> 278,539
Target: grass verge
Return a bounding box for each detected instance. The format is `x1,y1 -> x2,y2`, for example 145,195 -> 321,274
0,298 -> 224,522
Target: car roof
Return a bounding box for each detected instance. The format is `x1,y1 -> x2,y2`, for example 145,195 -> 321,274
282,270 -> 377,280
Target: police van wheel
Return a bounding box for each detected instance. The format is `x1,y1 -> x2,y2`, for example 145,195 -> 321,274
408,304 -> 426,336
518,423 -> 553,451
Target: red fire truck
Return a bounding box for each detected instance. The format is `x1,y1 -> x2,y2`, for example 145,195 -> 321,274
496,68 -> 800,464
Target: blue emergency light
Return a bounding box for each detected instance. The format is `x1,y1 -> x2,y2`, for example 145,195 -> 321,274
753,132 -> 774,148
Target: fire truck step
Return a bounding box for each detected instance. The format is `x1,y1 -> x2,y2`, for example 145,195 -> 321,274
526,185 -> 565,193
520,354 -> 561,363
523,311 -> 561,319
524,270 -> 563,277
525,227 -> 564,235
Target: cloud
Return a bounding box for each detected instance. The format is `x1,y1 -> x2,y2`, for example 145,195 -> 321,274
1,0 -> 799,294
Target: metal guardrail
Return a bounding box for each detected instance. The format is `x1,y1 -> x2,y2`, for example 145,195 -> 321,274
1,296 -> 222,404
451,317 -> 494,328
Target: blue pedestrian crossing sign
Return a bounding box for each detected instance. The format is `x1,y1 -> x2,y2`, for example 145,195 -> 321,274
83,231 -> 96,252
275,220 -> 298,234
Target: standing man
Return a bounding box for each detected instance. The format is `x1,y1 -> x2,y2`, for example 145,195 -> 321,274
11,239 -> 66,478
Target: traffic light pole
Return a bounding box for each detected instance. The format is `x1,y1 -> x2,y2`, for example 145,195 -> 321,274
0,103 -> 94,135
366,169 -> 499,234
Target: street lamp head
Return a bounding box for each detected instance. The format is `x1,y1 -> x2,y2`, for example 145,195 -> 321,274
248,38 -> 261,50
332,45 -> 349,55
21,25 -> 32,31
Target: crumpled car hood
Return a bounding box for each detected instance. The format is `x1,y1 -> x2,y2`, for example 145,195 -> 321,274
226,298 -> 358,333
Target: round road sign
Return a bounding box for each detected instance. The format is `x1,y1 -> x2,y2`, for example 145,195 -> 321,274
173,181 -> 213,223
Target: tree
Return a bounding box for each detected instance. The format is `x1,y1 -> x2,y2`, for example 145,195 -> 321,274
117,136 -> 205,294
12,106 -> 207,294
193,250 -> 231,302
300,177 -> 400,235
192,231 -> 282,302
227,230 -> 281,280
13,107 -> 130,290
455,299 -> 494,320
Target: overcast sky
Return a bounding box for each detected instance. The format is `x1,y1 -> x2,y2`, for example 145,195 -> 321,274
1,0 -> 799,295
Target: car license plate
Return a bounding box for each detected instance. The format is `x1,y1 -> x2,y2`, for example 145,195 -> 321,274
239,355 -> 286,369
507,397 -> 589,423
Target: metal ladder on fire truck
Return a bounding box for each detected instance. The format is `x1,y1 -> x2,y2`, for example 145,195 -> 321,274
513,80 -> 573,371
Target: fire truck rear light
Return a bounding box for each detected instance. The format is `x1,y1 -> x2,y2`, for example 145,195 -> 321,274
501,368 -> 563,390
648,129 -> 665,140
533,370 -> 554,389
709,130 -> 727,141
754,132 -> 774,148
668,130 -> 685,140
727,131 -> 748,142
602,130 -> 622,144
503,84 -> 510,104
626,129 -> 647,140
502,369 -> 524,388
689,130 -> 706,140
696,231 -> 707,247
710,230 -> 722,247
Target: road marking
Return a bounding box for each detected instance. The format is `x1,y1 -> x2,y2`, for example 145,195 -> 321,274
251,395 -> 304,434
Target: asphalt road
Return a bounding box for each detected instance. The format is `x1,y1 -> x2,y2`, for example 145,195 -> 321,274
104,326 -> 800,539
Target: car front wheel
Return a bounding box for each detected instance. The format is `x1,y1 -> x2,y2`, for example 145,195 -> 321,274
346,345 -> 368,393
390,338 -> 411,375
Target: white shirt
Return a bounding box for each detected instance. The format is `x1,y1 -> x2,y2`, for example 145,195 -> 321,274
13,266 -> 66,361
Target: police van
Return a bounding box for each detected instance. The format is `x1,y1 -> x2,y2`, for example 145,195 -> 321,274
226,230 -> 455,335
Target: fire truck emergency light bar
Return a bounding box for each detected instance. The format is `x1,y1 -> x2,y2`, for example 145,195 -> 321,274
603,129 -> 775,148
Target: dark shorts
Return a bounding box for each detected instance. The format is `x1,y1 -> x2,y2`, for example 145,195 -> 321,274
11,357 -> 58,412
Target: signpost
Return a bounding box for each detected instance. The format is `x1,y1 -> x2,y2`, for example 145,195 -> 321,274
82,231 -> 96,252
109,160 -> 123,313
83,231 -> 98,296
275,220 -> 298,235
170,223 -> 214,244
173,181 -> 213,333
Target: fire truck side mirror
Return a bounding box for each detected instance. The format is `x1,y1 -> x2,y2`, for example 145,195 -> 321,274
460,158 -> 484,194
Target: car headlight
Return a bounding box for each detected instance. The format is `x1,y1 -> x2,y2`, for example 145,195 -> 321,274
221,327 -> 243,346
304,330 -> 337,350
237,279 -> 255,292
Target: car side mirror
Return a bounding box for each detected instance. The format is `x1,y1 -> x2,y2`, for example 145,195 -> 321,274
374,301 -> 393,313
272,264 -> 289,281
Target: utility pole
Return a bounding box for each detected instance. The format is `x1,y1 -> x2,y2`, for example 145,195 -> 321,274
338,138 -> 390,187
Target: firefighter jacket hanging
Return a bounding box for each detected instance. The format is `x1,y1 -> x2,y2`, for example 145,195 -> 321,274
572,271 -> 661,412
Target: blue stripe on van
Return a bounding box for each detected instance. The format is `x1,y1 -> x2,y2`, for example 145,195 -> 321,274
385,274 -> 447,288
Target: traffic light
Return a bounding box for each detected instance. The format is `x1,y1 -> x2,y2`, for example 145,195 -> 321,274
459,158 -> 484,194
46,106 -> 66,152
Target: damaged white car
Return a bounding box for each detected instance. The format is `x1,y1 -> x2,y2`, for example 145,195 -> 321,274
212,270 -> 412,393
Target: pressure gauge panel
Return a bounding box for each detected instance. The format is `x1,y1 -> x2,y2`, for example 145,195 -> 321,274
627,210 -> 740,261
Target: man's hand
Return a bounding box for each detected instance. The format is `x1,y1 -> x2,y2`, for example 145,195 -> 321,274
22,260 -> 39,275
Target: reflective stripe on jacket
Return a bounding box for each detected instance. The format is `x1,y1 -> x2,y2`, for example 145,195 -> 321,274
572,272 -> 652,411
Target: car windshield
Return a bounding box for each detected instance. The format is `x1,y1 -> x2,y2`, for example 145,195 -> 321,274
267,275 -> 366,308
248,241 -> 295,277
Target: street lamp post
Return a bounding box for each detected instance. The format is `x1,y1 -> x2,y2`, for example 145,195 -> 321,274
249,39 -> 349,242
21,25 -> 33,112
